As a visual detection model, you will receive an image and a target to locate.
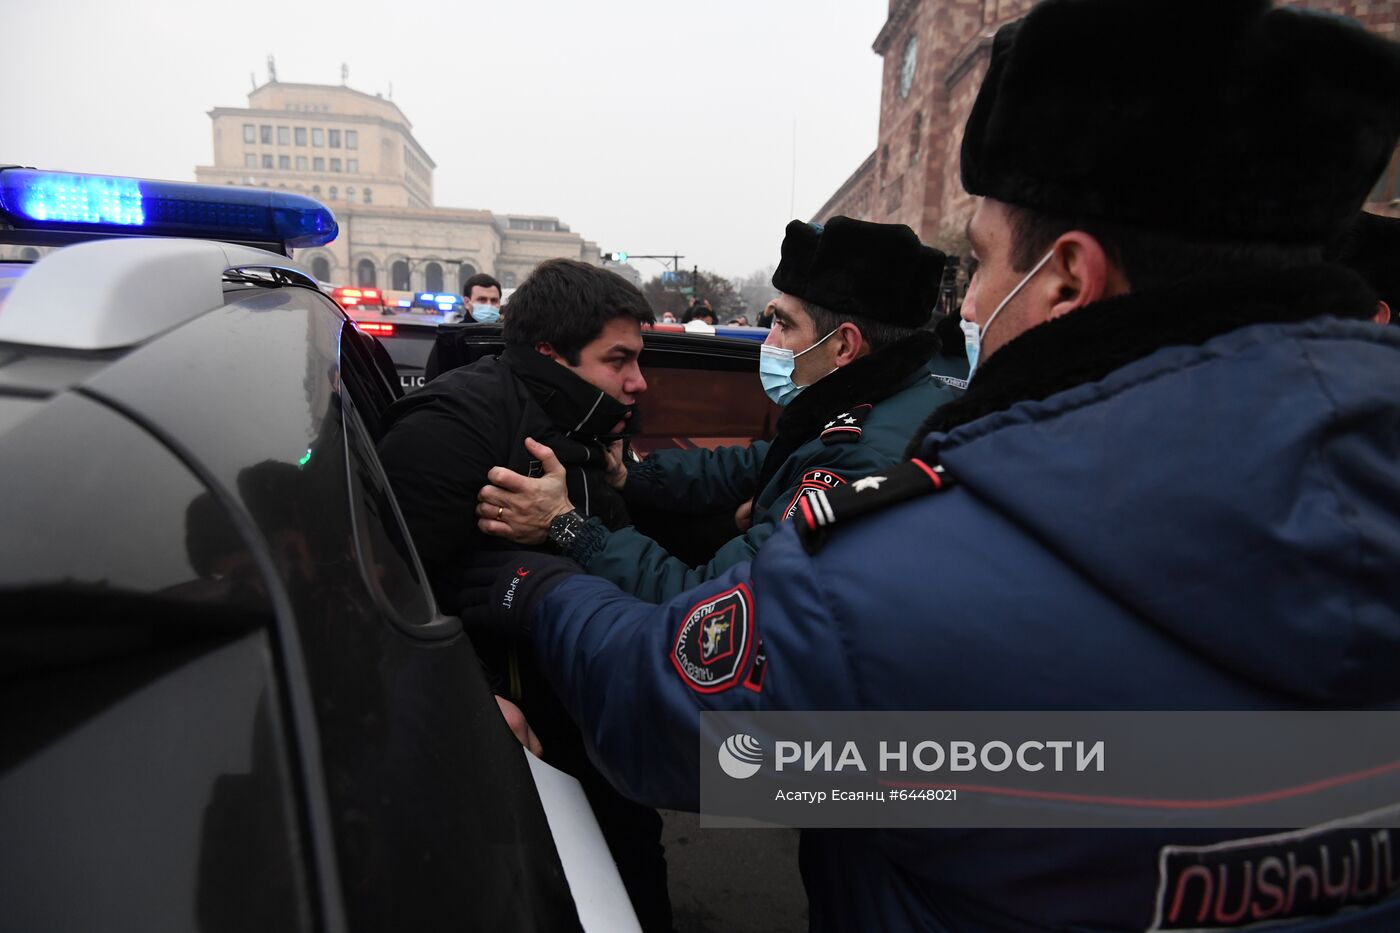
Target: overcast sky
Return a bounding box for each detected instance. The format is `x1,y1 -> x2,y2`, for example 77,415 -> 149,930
4,0 -> 887,279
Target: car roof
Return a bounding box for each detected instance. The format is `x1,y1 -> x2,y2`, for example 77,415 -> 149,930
0,238 -> 319,351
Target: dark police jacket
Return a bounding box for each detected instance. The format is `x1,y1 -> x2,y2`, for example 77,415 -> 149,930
529,265 -> 1400,931
565,332 -> 959,602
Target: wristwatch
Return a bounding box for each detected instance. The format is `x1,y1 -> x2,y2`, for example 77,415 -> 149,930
547,509 -> 587,550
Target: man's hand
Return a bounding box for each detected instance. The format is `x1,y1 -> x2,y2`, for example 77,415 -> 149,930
477,438 -> 575,545
734,497 -> 755,533
495,695 -> 543,758
603,438 -> 628,490
459,549 -> 580,639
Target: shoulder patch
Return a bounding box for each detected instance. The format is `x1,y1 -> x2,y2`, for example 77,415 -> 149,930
796,458 -> 956,555
782,468 -> 848,520
671,583 -> 755,694
820,403 -> 873,444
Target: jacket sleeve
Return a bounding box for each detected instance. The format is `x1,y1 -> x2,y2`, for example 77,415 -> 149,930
622,441 -> 769,514
532,523 -> 860,811
577,519 -> 780,603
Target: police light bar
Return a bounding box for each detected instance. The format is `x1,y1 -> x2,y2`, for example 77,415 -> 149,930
0,168 -> 338,248
358,322 -> 395,336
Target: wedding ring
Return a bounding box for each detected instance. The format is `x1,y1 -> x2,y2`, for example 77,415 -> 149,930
496,506 -> 504,521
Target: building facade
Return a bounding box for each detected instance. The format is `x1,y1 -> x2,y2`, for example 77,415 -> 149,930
815,0 -> 1400,254
192,80 -> 599,292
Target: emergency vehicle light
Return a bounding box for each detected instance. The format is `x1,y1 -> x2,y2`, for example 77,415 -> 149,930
0,169 -> 338,248
358,322 -> 395,336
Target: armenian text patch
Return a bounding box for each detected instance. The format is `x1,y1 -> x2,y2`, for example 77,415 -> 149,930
671,583 -> 754,694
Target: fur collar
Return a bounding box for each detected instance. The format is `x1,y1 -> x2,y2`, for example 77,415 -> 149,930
907,263 -> 1377,453
757,331 -> 937,490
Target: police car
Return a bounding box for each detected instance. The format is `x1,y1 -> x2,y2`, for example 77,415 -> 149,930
0,168 -> 643,932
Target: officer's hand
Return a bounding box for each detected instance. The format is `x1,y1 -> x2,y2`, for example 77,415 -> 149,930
495,695 -> 544,758
477,438 -> 574,545
603,438 -> 628,490
734,498 -> 755,532
459,549 -> 579,639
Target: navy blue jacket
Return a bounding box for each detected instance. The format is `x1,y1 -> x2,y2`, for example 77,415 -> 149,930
531,289 -> 1400,931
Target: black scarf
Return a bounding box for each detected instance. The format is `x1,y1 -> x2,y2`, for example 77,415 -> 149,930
757,330 -> 939,491
500,345 -> 636,464
905,263 -> 1377,456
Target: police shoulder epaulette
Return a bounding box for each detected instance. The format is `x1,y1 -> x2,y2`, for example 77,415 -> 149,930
819,403 -> 873,444
796,458 -> 956,555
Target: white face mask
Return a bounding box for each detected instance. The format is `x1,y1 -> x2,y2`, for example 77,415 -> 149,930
964,249 -> 1054,381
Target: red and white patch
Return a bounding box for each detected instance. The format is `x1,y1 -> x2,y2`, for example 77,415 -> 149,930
671,583 -> 754,694
783,469 -> 847,520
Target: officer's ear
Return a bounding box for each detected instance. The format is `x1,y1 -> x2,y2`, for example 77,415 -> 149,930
832,322 -> 866,367
1375,300 -> 1392,326
1045,231 -> 1130,321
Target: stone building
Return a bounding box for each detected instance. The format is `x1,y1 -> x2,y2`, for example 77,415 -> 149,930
193,80 -> 600,291
815,0 -> 1400,253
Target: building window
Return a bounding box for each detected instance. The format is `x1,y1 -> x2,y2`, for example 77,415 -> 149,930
346,130 -> 358,150
330,159 -> 342,173
311,256 -> 331,282
260,125 -> 272,144
363,188 -> 372,204
312,185 -> 321,196
391,260 -> 410,290
243,124 -> 256,144
459,264 -> 478,291
329,186 -> 338,200
329,129 -> 341,148
314,157 -> 325,171
296,155 -> 308,171
346,187 -> 355,202
424,262 -> 444,293
244,153 -> 256,168
347,159 -> 358,173
502,272 -> 517,289
277,126 -> 289,145
356,258 -> 376,288
295,126 -> 307,146
262,154 -> 273,169
279,155 -> 290,170
312,128 -> 324,146
910,111 -> 923,167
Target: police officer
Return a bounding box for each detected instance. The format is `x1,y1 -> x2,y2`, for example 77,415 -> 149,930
475,217 -> 960,602
465,0 -> 1400,928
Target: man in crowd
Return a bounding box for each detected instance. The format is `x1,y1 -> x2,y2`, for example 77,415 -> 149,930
475,217 -> 959,602
463,0 -> 1400,928
376,259 -> 672,931
462,271 -> 503,323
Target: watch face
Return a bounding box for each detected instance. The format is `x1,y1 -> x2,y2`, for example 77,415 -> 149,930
900,34 -> 918,99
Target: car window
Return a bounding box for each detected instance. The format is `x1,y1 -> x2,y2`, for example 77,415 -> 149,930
340,386 -> 440,633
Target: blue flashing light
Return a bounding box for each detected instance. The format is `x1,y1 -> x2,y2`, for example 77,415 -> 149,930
397,299 -> 412,307
420,293 -> 434,300
0,169 -> 338,247
435,294 -> 458,303
437,303 -> 454,311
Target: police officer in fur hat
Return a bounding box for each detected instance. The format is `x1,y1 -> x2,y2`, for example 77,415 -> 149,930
474,217 -> 959,603
464,1 -> 1400,928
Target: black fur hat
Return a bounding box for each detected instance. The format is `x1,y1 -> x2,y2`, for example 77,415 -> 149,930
961,0 -> 1400,245
771,216 -> 946,328
1327,211 -> 1400,313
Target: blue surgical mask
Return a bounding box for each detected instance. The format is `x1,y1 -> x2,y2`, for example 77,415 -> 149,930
759,328 -> 838,406
963,249 -> 1054,382
470,303 -> 500,324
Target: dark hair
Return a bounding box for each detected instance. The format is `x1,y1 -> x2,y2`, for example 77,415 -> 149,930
502,259 -> 655,363
801,300 -> 919,353
463,272 -> 502,296
1004,204 -> 1322,291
